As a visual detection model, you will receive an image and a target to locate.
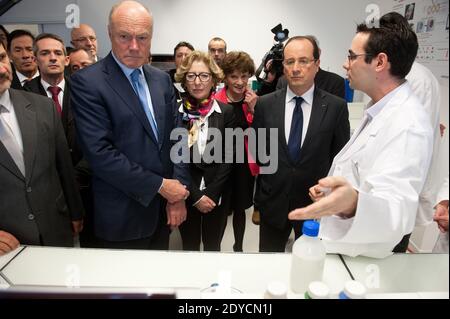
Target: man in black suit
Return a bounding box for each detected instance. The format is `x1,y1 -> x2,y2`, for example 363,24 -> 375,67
24,33 -> 92,246
7,29 -> 39,90
252,36 -> 350,252
276,36 -> 346,99
24,33 -> 81,165
0,42 -> 83,256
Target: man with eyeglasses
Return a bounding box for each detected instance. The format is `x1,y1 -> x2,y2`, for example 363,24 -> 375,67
252,36 -> 350,252
70,24 -> 100,62
288,15 -> 434,258
70,0 -> 190,250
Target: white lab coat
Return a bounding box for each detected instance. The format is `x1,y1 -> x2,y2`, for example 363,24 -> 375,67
320,83 -> 434,258
406,62 -> 443,226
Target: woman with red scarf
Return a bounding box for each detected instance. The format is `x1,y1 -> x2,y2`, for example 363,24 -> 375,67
215,51 -> 259,252
175,51 -> 235,251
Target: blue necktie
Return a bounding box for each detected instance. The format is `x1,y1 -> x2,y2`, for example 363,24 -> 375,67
287,96 -> 304,163
130,69 -> 158,141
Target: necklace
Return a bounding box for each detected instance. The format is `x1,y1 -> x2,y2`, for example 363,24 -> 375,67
226,90 -> 244,103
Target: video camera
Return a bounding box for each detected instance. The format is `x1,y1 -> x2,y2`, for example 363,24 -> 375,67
255,23 -> 289,85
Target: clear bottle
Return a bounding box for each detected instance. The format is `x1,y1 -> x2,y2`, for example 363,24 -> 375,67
304,281 -> 330,299
339,280 -> 367,299
290,220 -> 326,294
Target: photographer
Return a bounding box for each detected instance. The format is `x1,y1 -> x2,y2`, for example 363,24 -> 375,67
255,24 -> 288,96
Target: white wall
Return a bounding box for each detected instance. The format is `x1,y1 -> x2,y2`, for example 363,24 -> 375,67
1,0 -> 372,76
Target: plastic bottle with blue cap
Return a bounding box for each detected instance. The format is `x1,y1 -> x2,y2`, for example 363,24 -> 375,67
290,220 -> 326,294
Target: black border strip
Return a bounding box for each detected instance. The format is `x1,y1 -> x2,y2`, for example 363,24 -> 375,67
338,254 -> 355,280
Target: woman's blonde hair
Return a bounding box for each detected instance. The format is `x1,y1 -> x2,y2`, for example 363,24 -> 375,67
175,50 -> 224,87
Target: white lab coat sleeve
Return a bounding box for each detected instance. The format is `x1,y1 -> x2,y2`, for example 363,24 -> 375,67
320,124 -> 433,258
408,64 -> 442,226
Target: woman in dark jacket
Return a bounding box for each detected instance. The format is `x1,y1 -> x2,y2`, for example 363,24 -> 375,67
175,51 -> 235,251
215,51 -> 259,252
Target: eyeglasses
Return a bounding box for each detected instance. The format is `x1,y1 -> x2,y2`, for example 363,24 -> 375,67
283,58 -> 316,68
347,53 -> 372,63
73,36 -> 97,43
185,72 -> 211,82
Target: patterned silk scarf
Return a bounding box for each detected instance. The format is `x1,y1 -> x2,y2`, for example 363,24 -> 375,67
181,91 -> 215,147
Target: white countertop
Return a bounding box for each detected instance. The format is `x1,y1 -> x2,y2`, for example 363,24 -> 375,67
0,246 -> 448,299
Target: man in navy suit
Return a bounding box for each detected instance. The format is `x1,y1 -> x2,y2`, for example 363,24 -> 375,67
253,36 -> 350,252
71,0 -> 189,249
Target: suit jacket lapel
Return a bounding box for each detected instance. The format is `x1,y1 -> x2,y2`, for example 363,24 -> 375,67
275,89 -> 289,159
301,88 -> 328,153
143,65 -> 165,148
103,54 -> 157,145
8,89 -> 36,181
60,78 -> 71,134
0,141 -> 23,179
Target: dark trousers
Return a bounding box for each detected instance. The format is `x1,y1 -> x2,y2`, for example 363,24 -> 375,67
179,205 -> 228,251
393,233 -> 412,253
79,184 -> 96,247
94,213 -> 170,250
259,218 -> 305,252
232,209 -> 246,252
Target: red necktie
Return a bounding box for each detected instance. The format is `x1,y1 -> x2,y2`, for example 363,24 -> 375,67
48,86 -> 62,115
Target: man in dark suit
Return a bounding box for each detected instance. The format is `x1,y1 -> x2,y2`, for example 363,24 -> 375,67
24,33 -> 82,165
276,36 -> 346,99
70,0 -> 189,250
252,36 -> 350,252
7,30 -> 39,90
24,33 -> 93,246
0,42 -> 83,256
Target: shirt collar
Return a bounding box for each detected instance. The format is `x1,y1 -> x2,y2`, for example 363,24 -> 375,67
364,81 -> 407,120
0,89 -> 13,112
41,77 -> 65,93
16,69 -> 40,85
112,51 -> 143,78
286,84 -> 315,106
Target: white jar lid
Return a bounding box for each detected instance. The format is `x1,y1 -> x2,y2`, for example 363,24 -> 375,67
307,281 -> 330,299
343,280 -> 367,299
264,281 -> 287,299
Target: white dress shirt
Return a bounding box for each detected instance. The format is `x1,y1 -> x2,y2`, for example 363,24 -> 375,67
285,84 -> 314,147
16,69 -> 39,86
320,82 -> 434,258
0,89 -> 24,153
41,78 -> 65,111
178,100 -> 222,205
